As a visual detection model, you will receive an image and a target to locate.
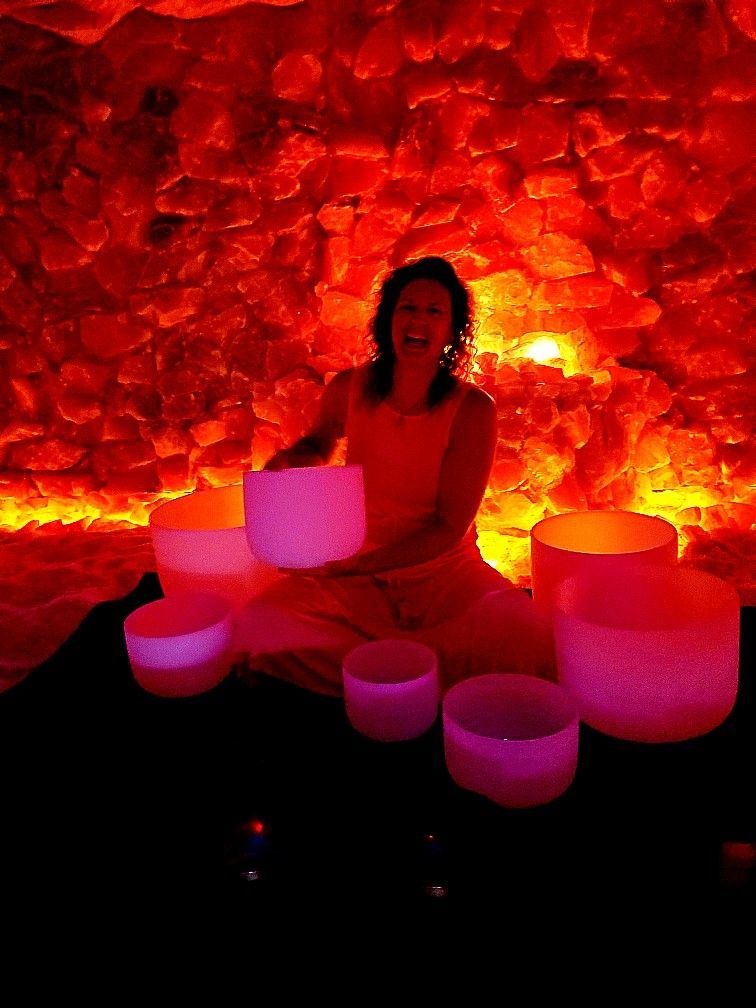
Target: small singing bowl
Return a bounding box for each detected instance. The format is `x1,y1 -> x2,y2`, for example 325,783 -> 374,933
149,485 -> 278,610
443,674 -> 579,808
124,592 -> 234,698
342,639 -> 439,742
243,464 -> 366,569
530,510 -> 677,619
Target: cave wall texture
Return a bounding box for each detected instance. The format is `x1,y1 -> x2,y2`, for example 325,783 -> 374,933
0,0 -> 754,676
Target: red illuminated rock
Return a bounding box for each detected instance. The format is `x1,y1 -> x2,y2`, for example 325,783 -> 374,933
11,439 -> 86,472
516,102 -> 571,166
523,169 -> 577,199
326,157 -> 387,199
39,231 -> 94,271
7,153 -> 38,201
404,66 -> 451,109
468,106 -> 521,156
587,288 -> 661,329
316,202 -> 355,235
354,20 -> 404,80
155,178 -> 218,215
173,91 -> 237,150
522,233 -> 595,280
726,0 -> 756,39
640,149 -> 691,207
514,7 -> 563,82
1,420 -> 45,444
680,172 -> 731,223
532,275 -> 614,311
1,280 -> 39,332
130,287 -> 205,328
272,51 -> 322,103
497,199 -> 543,245
437,0 -> 486,64
398,6 -> 436,62
60,359 -> 109,397
80,314 -> 152,359
319,291 -> 372,331
544,0 -> 593,58
391,223 -> 470,265
117,354 -> 157,386
684,105 -> 756,173
57,395 -> 103,425
178,144 -> 248,183
9,379 -> 42,417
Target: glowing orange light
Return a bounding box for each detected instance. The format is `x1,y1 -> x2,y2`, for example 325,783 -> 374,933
523,336 -> 561,363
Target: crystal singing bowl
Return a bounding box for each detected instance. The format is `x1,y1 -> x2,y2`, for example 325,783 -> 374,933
443,674 -> 579,808
243,464 -> 366,569
149,484 -> 278,608
553,566 -> 740,743
342,639 -> 439,742
124,591 -> 234,698
530,510 -> 678,618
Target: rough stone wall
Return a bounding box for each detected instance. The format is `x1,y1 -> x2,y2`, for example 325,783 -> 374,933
0,0 -> 754,592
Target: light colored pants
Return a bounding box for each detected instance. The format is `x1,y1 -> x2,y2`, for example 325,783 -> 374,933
233,553 -> 554,695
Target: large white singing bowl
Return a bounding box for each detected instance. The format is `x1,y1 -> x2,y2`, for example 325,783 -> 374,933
243,464 -> 366,569
150,485 -> 278,609
343,640 -> 439,742
530,510 -> 678,619
553,567 -> 740,743
124,592 -> 234,698
443,674 -> 579,808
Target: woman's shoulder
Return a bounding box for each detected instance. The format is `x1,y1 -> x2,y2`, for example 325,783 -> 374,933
322,364 -> 373,423
457,379 -> 495,410
325,367 -> 357,393
453,381 -> 497,426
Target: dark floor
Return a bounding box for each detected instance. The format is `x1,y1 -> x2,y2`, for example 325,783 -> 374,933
1,572 -> 753,941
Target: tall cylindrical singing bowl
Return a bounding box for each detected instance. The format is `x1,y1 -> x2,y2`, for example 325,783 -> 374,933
243,464 -> 366,569
553,566 -> 740,743
149,485 -> 278,609
530,511 -> 678,620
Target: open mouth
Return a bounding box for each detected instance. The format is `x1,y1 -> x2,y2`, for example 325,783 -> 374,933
404,335 -> 429,349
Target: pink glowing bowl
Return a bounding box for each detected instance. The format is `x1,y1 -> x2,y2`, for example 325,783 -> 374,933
552,566 -> 740,743
149,485 -> 278,609
243,464 -> 366,569
443,674 -> 579,808
124,592 -> 234,698
530,510 -> 677,620
342,639 -> 439,742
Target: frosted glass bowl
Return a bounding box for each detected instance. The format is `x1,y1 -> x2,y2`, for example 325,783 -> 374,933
149,484 -> 278,609
243,464 -> 366,569
342,639 -> 439,742
553,566 -> 740,743
124,592 -> 234,698
443,674 -> 578,808
530,510 -> 677,620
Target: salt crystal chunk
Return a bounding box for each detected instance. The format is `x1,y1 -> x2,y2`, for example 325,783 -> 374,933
272,51 -> 322,103
354,21 -> 404,80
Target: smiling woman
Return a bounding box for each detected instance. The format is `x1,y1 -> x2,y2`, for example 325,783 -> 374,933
234,257 -> 553,696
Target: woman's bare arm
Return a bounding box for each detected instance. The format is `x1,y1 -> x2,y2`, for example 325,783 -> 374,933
263,369 -> 352,470
325,385 -> 497,575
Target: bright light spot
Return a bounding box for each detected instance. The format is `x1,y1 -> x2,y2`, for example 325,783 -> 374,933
523,336 -> 561,363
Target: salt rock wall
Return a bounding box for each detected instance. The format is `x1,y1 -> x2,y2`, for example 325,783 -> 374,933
0,0 -> 754,594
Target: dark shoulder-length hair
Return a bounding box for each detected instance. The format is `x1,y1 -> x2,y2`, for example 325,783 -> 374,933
365,256 -> 474,408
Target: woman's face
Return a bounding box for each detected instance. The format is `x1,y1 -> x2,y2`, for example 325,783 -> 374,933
391,279 -> 453,369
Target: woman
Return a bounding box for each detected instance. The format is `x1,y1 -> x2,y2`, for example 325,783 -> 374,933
235,257 -> 552,693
